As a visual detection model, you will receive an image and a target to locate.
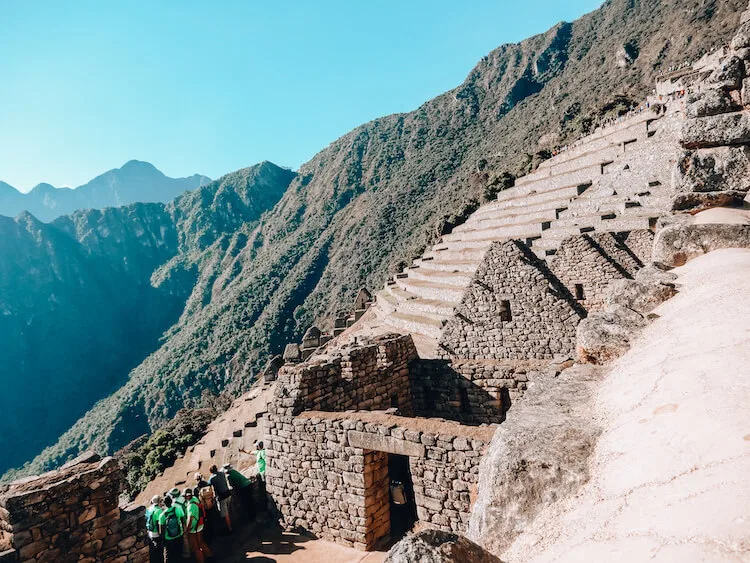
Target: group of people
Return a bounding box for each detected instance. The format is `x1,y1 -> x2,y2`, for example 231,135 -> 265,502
145,441 -> 267,563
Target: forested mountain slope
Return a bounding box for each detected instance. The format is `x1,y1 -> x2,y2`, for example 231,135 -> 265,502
0,162 -> 294,474
7,0 -> 743,478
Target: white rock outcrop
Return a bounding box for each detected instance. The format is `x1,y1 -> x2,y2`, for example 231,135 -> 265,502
499,248 -> 750,562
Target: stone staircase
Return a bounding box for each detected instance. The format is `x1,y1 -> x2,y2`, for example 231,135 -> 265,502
368,109 -> 682,349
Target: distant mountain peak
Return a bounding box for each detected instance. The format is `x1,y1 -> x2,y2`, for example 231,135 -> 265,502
0,162 -> 212,222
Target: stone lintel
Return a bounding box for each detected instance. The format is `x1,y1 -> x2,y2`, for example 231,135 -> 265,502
347,431 -> 425,458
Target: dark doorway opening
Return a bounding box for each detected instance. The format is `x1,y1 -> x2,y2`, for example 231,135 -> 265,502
387,454 -> 417,540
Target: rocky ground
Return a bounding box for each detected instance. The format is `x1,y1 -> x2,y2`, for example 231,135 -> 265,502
498,247 -> 750,562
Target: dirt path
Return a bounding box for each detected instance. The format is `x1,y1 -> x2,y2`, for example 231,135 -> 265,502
210,524 -> 388,563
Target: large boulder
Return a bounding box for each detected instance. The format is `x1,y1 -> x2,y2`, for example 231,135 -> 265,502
706,55 -> 744,91
681,111 -> 750,149
467,364 -> 604,555
676,146 -> 750,194
671,190 -> 748,213
686,89 -> 739,118
606,279 -> 677,316
652,223 -> 750,268
576,305 -> 647,365
385,530 -> 502,563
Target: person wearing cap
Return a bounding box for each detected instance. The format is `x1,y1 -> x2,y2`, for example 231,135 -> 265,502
224,463 -> 255,521
145,495 -> 164,563
158,496 -> 184,563
208,464 -> 233,533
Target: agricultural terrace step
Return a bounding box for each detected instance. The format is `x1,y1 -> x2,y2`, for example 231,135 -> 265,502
513,161 -> 609,192
539,144 -> 623,176
375,290 -> 398,313
536,112 -> 657,170
479,185 -> 585,215
409,268 -> 473,285
413,258 -> 480,273
386,311 -> 446,340
398,297 -> 458,316
471,195 -> 572,221
395,277 -> 466,302
385,283 -> 419,302
423,247 -> 489,262
455,207 -> 560,232
407,268 -> 474,286
433,239 -> 495,252
441,222 -> 544,242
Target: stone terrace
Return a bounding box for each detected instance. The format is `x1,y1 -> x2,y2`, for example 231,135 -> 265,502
363,105 -> 686,354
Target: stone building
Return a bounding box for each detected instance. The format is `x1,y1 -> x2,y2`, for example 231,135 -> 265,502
548,230 -> 653,312
0,454 -> 147,563
265,334 -> 499,550
437,240 -> 584,361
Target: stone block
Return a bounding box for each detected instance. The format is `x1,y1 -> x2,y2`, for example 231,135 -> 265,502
681,111 -> 750,149
348,431 -> 425,457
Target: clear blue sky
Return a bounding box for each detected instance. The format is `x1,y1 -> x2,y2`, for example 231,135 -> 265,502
0,0 -> 602,191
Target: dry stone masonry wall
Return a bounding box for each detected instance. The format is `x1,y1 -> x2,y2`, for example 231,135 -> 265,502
265,411 -> 493,550
273,334 -> 418,417
549,230 -> 653,312
0,454 -> 147,563
438,240 -> 583,361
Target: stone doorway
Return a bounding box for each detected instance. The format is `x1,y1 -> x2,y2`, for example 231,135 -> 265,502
363,449 -> 418,550
387,454 -> 417,540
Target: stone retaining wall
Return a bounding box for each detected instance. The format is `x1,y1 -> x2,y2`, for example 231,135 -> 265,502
438,240 -> 584,361
265,411 -> 493,550
549,231 -> 652,312
0,454 -> 147,563
273,333 -> 417,418
409,360 -> 545,424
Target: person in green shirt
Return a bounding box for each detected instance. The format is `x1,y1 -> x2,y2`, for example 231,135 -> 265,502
145,495 -> 163,563
158,496 -> 184,563
223,463 -> 255,520
252,440 -> 267,481
184,489 -> 212,563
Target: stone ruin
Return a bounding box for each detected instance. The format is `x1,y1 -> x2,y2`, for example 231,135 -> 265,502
265,333 -> 498,550
0,454 -> 147,563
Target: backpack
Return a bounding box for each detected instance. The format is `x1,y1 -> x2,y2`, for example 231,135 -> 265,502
164,507 -> 181,538
145,506 -> 158,533
199,486 -> 215,510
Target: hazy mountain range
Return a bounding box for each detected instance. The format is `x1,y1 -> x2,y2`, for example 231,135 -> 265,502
0,160 -> 211,222
1,0 -> 743,479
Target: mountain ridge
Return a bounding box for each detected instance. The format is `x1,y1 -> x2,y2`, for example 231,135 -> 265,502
0,160 -> 212,222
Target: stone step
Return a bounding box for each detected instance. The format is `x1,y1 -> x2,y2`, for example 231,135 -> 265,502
413,258 -> 479,273
431,238 -> 495,254
375,290 -> 398,314
386,311 -> 446,340
407,267 -> 474,286
514,161 -> 605,192
423,247 -> 489,262
441,222 -> 544,242
477,185 -> 583,215
395,277 -> 466,302
385,283 -> 419,302
474,196 -> 573,222
457,207 -> 560,232
597,215 -> 655,232
398,297 -> 458,317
